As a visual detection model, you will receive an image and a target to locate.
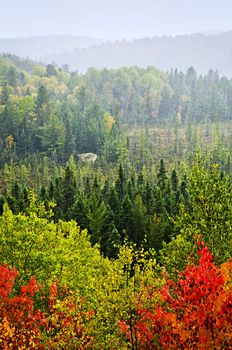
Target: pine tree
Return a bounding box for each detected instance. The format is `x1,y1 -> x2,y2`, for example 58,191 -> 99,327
157,159 -> 167,190
104,223 -> 121,258
62,166 -> 77,218
171,170 -> 178,192
115,163 -> 125,200
120,194 -> 134,242
40,186 -> 47,201
0,196 -> 5,215
48,181 -> 54,199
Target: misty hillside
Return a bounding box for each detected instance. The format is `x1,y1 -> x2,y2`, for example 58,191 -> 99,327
1,52 -> 232,350
0,35 -> 105,60
43,32 -> 232,76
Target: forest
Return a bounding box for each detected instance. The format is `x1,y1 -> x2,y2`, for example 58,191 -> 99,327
0,54 -> 232,349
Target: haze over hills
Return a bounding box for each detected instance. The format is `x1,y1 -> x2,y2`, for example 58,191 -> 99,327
0,31 -> 232,76
42,32 -> 232,76
0,35 -> 106,60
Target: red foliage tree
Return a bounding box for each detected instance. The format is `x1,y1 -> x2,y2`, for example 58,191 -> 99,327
121,242 -> 232,349
43,280 -> 94,349
0,264 -> 45,349
0,267 -> 94,349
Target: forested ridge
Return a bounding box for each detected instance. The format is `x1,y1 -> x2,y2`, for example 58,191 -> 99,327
0,35 -> 104,60
0,54 -> 232,348
44,31 -> 232,76
2,32 -> 231,76
1,54 -> 232,162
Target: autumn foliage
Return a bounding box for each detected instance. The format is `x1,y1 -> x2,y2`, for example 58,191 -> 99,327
0,265 -> 44,349
120,242 -> 232,349
0,268 -> 94,349
0,242 -> 232,349
44,280 -> 94,349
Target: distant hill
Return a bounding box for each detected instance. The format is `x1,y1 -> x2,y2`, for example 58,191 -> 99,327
0,35 -> 105,61
42,32 -> 232,76
1,32 -> 232,76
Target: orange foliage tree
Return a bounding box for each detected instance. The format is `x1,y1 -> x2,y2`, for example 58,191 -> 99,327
43,280 -> 94,349
0,267 -> 94,349
0,264 -> 45,349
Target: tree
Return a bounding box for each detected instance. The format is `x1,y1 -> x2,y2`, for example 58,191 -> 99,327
131,195 -> 148,245
61,165 -> 77,218
157,159 -> 167,190
121,242 -> 232,349
0,265 -> 45,349
175,161 -> 232,264
44,281 -> 94,349
0,81 -> 9,105
115,163 -> 125,200
45,64 -> 57,77
35,85 -> 49,114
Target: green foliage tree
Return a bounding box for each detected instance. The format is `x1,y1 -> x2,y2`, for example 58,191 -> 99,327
161,160 -> 232,274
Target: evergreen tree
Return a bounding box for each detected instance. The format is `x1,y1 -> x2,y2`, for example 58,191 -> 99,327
104,223 -> 121,258
62,166 -> 77,218
157,159 -> 167,190
115,164 -> 125,200
171,170 -> 178,192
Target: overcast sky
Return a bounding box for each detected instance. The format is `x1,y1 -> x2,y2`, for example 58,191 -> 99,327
1,0 -> 231,39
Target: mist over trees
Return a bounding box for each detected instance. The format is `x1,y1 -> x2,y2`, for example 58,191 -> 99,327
0,50 -> 232,348
0,35 -> 106,60
1,32 -> 232,76
43,32 -> 232,76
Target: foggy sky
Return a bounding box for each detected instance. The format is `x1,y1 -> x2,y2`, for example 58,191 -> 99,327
1,0 -> 232,39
